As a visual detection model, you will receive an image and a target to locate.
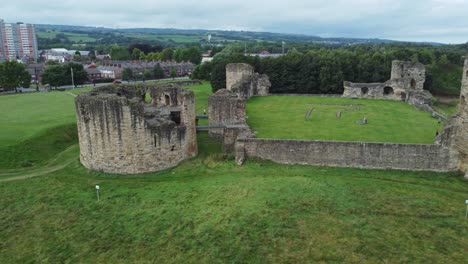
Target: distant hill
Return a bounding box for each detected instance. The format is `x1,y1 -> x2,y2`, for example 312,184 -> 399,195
35,23 -> 444,48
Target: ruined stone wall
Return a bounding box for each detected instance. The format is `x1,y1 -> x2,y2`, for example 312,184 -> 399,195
391,60 -> 426,90
208,89 -> 248,139
75,84 -> 197,174
226,63 -> 254,91
235,138 -> 456,172
455,58 -> 468,176
226,63 -> 270,99
342,60 -> 433,113
342,82 -> 386,98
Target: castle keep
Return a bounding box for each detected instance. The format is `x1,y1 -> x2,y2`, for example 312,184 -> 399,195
75,84 -> 197,174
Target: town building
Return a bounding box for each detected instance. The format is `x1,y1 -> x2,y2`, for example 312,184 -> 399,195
0,19 -> 38,62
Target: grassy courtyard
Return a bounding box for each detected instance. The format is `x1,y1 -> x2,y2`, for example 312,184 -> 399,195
0,84 -> 467,263
247,96 -> 442,144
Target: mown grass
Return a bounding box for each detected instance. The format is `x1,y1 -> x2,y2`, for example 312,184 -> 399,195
0,92 -> 76,149
0,131 -> 467,262
37,31 -> 96,42
1,85 -> 467,262
247,96 -> 442,144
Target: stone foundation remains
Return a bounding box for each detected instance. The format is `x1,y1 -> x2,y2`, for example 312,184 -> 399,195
226,63 -> 270,99
235,59 -> 468,175
75,84 -> 197,174
342,60 -> 433,111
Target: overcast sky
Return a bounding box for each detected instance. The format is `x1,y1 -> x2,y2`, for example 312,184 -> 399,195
2,0 -> 468,44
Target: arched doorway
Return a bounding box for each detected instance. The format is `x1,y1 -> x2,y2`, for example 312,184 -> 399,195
384,86 -> 394,96
400,92 -> 407,101
361,87 -> 368,96
410,78 -> 416,89
165,94 -> 171,106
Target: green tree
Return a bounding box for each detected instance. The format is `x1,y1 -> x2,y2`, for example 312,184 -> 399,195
160,48 -> 174,61
0,61 -> 31,91
132,48 -> 143,60
153,63 -> 165,79
122,68 -> 134,82
143,69 -> 153,80
173,49 -> 183,62
64,63 -> 88,86
41,65 -> 64,88
110,45 -> 131,60
170,68 -> 177,79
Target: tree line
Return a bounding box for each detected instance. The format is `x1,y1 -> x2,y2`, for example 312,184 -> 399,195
109,45 -> 202,64
193,44 -> 467,96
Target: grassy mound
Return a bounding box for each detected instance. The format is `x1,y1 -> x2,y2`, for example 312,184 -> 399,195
0,132 -> 467,262
247,96 -> 442,143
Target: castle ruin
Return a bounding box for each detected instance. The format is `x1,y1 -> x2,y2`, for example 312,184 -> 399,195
343,60 -> 432,111
75,84 -> 197,174
208,89 -> 254,152
226,63 -> 271,99
235,59 -> 468,177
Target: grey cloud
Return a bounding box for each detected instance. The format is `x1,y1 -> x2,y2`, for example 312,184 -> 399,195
1,0 -> 467,43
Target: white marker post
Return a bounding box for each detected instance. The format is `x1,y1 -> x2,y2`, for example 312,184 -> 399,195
465,200 -> 468,219
96,185 -> 100,201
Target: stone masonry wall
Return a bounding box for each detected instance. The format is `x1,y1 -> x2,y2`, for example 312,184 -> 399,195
75,84 -> 197,174
343,60 -> 427,102
456,58 -> 468,176
208,89 -> 248,139
226,63 -> 254,91
226,63 -> 270,99
235,138 -> 456,172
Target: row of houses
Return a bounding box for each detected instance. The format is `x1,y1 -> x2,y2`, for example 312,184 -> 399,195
41,48 -> 93,63
86,61 -> 195,80
24,60 -> 195,84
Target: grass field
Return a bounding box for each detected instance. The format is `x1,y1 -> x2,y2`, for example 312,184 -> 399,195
1,85 -> 467,262
37,30 -> 96,42
247,96 -> 442,144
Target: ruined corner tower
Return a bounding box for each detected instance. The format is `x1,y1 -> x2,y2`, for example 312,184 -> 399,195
75,84 -> 197,174
226,63 -> 271,99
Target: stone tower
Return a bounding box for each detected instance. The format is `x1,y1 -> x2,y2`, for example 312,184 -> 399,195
75,84 -> 197,174
390,60 -> 426,90
226,63 -> 255,91
226,63 -> 271,99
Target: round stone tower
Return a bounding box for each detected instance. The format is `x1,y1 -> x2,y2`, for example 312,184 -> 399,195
74,84 -> 197,174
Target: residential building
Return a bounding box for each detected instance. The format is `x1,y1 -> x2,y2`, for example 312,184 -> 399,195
0,19 -> 38,62
42,48 -> 91,63
97,60 -> 195,80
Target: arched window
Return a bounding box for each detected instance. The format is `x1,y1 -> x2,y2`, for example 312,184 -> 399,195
361,87 -> 368,95
384,86 -> 394,96
410,78 -> 416,89
465,70 -> 468,78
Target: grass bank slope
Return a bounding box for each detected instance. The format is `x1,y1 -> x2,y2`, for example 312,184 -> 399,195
247,96 -> 442,144
0,132 -> 467,263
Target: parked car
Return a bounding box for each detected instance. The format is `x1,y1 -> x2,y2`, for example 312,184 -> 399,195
112,80 -> 122,84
